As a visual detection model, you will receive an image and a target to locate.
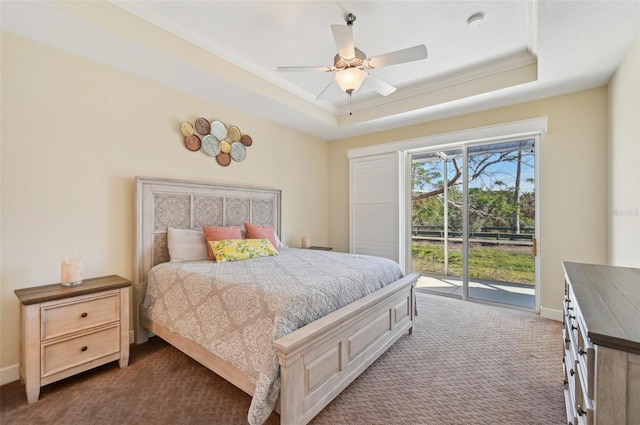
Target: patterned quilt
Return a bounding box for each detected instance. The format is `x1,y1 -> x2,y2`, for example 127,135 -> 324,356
142,248 -> 403,425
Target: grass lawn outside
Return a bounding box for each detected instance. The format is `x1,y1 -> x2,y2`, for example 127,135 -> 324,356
412,240 -> 535,284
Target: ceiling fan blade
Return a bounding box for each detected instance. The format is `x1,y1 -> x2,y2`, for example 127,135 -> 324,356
277,66 -> 333,72
366,45 -> 428,69
365,74 -> 397,96
330,24 -> 355,59
315,80 -> 335,100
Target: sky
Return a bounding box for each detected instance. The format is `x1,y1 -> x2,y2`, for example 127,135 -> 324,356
412,140 -> 536,193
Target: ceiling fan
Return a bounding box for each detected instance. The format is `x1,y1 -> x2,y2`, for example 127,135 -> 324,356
277,13 -> 428,107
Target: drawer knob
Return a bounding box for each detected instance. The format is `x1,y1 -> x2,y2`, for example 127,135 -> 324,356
81,312 -> 88,318
571,325 -> 578,331
577,405 -> 586,416
579,348 -> 588,356
569,315 -> 576,320
570,368 -> 575,376
81,346 -> 88,352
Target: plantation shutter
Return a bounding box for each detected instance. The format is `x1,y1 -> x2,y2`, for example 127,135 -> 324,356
349,151 -> 404,267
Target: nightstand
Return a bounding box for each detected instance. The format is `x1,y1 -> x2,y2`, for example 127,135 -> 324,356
308,246 -> 333,251
14,275 -> 131,403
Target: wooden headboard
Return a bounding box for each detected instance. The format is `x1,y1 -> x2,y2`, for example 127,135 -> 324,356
134,176 -> 281,291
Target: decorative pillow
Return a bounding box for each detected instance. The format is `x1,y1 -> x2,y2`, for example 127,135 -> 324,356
209,238 -> 279,263
167,227 -> 208,262
202,226 -> 243,260
241,228 -> 283,248
244,222 -> 279,250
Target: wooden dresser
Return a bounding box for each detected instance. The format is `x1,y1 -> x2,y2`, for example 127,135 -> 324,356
562,262 -> 640,425
15,275 -> 131,403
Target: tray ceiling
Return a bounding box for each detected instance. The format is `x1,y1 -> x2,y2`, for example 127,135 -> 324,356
1,1 -> 638,140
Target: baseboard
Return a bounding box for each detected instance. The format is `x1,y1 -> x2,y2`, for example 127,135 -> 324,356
1,363 -> 20,386
540,306 -> 562,321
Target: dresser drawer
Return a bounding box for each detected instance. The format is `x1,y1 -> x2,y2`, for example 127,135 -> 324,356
565,345 -> 578,401
576,327 -> 594,400
41,292 -> 120,340
564,353 -> 578,425
574,367 -> 594,425
42,325 -> 120,378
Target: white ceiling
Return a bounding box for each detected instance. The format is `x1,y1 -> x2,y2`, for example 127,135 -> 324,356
1,1 -> 639,141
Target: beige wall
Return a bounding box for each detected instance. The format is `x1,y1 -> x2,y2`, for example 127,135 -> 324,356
608,34 -> 640,267
328,88 -> 610,316
0,32 -> 330,377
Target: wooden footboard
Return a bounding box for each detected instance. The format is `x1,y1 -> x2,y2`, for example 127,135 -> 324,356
273,272 -> 418,425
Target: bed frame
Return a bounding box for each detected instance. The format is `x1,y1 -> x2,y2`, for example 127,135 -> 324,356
134,176 -> 418,425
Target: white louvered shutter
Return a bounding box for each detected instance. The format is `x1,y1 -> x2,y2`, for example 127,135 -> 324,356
349,152 -> 404,266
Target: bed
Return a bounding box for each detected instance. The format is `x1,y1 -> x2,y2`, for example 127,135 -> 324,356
134,176 -> 418,425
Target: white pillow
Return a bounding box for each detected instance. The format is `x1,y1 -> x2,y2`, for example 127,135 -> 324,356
167,227 -> 208,262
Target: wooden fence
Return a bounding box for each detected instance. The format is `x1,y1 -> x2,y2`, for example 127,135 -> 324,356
412,225 -> 534,246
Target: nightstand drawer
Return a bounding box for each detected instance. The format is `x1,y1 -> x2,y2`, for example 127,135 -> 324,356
41,292 -> 120,340
42,325 -> 120,378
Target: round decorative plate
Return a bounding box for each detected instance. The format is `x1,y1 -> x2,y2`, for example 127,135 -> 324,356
240,134 -> 253,146
180,121 -> 195,137
210,120 -> 228,140
230,142 -> 246,161
202,134 -> 221,156
185,134 -> 201,151
216,152 -> 231,166
228,125 -> 241,142
220,140 -> 232,154
195,117 -> 211,135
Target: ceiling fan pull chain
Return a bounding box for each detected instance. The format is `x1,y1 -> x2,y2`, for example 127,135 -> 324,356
348,92 -> 353,116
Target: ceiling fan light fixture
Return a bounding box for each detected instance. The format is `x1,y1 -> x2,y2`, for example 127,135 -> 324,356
277,13 -> 426,103
334,67 -> 367,94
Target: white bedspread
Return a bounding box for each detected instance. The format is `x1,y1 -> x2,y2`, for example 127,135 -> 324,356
142,248 -> 403,425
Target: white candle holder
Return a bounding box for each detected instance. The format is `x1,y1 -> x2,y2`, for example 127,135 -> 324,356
61,254 -> 83,286
301,234 -> 310,249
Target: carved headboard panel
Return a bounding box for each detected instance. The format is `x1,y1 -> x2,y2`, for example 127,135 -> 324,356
135,176 -> 281,286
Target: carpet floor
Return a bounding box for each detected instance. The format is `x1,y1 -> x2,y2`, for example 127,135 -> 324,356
1,292 -> 566,424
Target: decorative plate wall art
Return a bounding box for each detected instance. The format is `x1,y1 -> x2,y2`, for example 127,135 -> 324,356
179,117 -> 253,167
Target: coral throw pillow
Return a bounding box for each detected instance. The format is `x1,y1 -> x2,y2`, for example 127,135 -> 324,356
202,226 -> 243,260
244,222 -> 279,250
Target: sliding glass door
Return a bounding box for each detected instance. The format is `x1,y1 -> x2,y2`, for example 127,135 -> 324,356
465,140 -> 536,308
411,148 -> 465,296
411,138 -> 538,310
